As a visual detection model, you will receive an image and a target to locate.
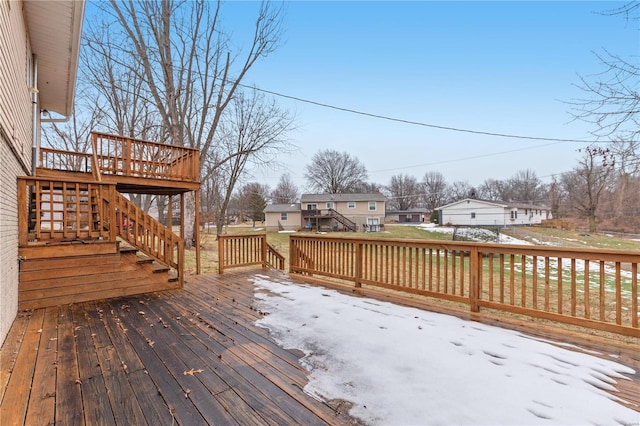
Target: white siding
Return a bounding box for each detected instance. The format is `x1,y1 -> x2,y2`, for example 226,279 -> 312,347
0,1 -> 34,346
441,200 -> 508,226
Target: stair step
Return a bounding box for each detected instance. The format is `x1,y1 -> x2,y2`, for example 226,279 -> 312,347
119,246 -> 139,254
152,263 -> 170,273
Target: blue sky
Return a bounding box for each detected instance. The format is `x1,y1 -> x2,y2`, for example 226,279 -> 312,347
228,1 -> 638,190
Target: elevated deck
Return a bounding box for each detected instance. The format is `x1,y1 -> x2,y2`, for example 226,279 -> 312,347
38,132 -> 200,195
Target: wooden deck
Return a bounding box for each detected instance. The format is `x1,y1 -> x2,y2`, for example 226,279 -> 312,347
1,269 -> 638,425
0,270 -> 358,425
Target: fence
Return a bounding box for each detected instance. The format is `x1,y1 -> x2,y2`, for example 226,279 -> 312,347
289,235 -> 639,337
218,234 -> 285,274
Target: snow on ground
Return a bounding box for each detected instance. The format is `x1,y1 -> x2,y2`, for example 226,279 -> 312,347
415,223 -> 530,245
252,275 -> 639,426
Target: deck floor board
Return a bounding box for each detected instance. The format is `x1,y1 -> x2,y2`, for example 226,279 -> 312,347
1,269 -> 637,425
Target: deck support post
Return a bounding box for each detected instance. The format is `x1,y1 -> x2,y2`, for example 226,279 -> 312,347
195,189 -> 201,274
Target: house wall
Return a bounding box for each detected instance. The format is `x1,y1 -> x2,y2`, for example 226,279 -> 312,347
265,211 -> 301,231
0,1 -> 34,345
441,200 -> 550,227
440,200 -> 508,226
301,198 -> 386,231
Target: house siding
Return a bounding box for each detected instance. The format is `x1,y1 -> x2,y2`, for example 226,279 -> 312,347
265,211 -> 301,231
439,199 -> 550,227
0,1 -> 34,345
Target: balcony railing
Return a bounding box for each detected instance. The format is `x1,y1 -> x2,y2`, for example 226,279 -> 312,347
289,235 -> 640,337
91,132 -> 199,183
18,177 -> 116,245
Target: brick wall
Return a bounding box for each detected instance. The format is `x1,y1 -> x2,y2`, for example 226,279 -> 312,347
0,1 -> 33,346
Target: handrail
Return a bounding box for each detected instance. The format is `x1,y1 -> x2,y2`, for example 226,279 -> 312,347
328,208 -> 356,231
289,234 -> 640,337
113,192 -> 183,285
218,234 -> 285,274
266,242 -> 285,270
39,147 -> 93,173
91,132 -> 199,182
18,177 -> 114,245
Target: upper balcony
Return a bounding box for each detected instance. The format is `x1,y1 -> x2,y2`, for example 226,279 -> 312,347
37,132 -> 200,195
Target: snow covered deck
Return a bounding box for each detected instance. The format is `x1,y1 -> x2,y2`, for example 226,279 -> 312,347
1,269 -> 638,424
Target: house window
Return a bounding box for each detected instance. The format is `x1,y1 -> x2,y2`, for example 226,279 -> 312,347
368,202 -> 376,211
326,202 -> 333,209
471,212 -> 476,219
280,212 -> 288,221
510,209 -> 518,219
347,202 -> 356,209
307,204 -> 317,210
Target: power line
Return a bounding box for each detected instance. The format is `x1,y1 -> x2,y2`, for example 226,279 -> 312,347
369,142 -> 563,174
237,82 -> 604,144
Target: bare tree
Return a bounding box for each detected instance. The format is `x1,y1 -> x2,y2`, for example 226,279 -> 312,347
386,174 -> 420,210
421,171 -> 449,212
211,89 -> 295,236
449,181 -> 474,202
569,2 -> 639,142
271,173 -> 299,204
562,146 -> 615,232
305,150 -> 368,194
88,0 -> 285,246
505,169 -> 548,204
478,178 -> 505,201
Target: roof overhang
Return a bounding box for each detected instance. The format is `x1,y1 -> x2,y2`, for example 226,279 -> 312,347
23,0 -> 85,117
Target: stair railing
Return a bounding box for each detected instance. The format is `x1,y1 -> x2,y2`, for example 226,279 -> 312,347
328,208 -> 357,231
112,192 -> 184,284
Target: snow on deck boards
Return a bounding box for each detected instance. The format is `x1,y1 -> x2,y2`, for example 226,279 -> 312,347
0,269 -> 637,425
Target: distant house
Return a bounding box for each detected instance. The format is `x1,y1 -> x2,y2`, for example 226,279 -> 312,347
436,199 -> 551,227
300,193 -> 387,232
264,203 -> 302,231
385,208 -> 428,224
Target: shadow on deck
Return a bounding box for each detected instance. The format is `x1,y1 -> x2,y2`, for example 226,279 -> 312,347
1,269 -> 638,424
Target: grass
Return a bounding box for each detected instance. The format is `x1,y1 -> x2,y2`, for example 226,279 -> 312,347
184,223 -> 640,275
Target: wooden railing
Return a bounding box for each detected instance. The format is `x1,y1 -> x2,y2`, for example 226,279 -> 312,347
18,177 -> 116,245
113,192 -> 183,284
218,234 -> 285,274
91,132 -> 199,182
267,243 -> 285,270
289,235 -> 640,337
39,148 -> 94,174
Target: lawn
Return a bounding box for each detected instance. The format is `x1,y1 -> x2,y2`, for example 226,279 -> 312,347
184,223 -> 640,275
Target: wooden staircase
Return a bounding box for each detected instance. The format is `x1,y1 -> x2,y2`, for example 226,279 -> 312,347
17,132 -> 199,309
327,208 -> 357,232
18,241 -> 180,310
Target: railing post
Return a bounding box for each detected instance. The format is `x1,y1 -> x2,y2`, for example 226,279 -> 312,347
355,241 -> 363,288
108,185 -> 117,242
18,178 -> 28,246
261,234 -> 268,269
178,239 -> 184,287
218,236 -> 224,274
469,246 -> 480,312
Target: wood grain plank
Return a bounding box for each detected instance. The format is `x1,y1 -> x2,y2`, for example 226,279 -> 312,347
24,307 -> 59,426
0,309 -> 45,425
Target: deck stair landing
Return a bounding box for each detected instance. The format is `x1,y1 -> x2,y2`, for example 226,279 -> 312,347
18,241 -> 179,310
